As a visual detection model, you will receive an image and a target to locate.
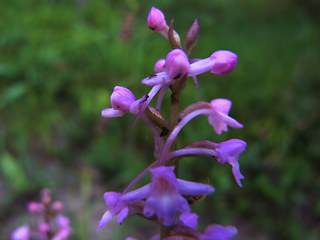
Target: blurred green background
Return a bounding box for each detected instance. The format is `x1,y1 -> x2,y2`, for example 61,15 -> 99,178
1,0 -> 319,239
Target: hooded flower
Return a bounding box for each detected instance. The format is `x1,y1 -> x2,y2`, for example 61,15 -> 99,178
120,166 -> 214,226
101,86 -> 143,118
208,99 -> 243,134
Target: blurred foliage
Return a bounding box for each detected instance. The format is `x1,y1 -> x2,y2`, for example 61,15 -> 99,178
1,0 -> 320,239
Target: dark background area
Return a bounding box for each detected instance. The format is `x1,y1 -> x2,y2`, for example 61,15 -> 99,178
1,0 -> 319,239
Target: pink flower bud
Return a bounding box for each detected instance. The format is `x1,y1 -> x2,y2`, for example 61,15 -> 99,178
210,50 -> 238,75
165,49 -> 190,79
110,86 -> 136,113
154,59 -> 165,73
147,7 -> 167,31
27,201 -> 44,213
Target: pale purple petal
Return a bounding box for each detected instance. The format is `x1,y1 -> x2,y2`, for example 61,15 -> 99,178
96,211 -> 113,231
120,184 -> 151,202
141,72 -> 170,86
177,179 -> 215,196
101,108 -> 125,118
117,207 -> 129,225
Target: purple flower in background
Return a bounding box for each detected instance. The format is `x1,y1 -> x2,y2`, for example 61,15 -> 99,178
101,86 -> 143,118
200,224 -> 238,240
121,166 -> 214,226
11,225 -> 29,240
216,139 -> 247,187
97,192 -> 130,231
208,99 -> 243,134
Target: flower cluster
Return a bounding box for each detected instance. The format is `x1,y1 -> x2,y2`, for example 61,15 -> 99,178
11,189 -> 72,240
98,6 -> 246,240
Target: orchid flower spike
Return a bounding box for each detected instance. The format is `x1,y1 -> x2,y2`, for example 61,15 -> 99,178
101,86 -> 143,118
188,50 -> 238,76
208,98 -> 243,134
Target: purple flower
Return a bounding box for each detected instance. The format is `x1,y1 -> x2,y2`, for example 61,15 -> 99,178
216,139 -> 246,187
208,99 -> 243,135
200,224 -> 238,240
11,225 -> 29,240
188,50 -> 238,77
97,192 -> 129,231
101,86 -> 143,118
147,7 -> 168,31
120,166 -> 214,226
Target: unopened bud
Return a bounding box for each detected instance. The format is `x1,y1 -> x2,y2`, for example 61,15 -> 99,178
147,7 -> 167,31
154,59 -> 165,73
210,50 -> 238,75
184,18 -> 200,55
165,49 -> 190,79
110,86 -> 136,113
